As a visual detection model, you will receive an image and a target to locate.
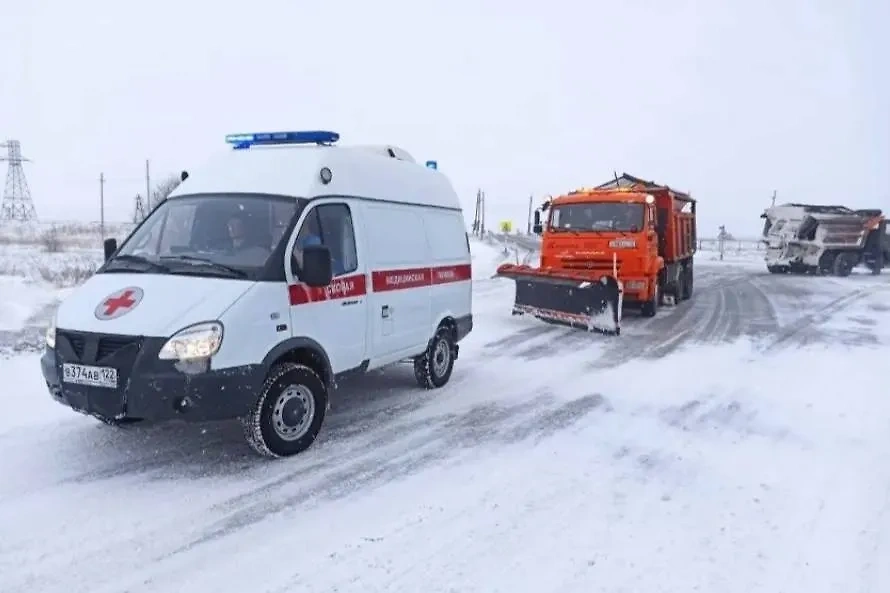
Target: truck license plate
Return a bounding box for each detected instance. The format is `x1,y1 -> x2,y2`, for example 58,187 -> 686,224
62,363 -> 118,389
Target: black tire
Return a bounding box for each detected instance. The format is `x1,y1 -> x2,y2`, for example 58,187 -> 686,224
682,262 -> 693,299
242,362 -> 328,458
870,251 -> 884,275
674,273 -> 686,303
640,284 -> 659,317
832,253 -> 855,277
414,326 -> 456,389
767,265 -> 786,274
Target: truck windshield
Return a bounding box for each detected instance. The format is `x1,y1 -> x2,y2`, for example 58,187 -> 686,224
103,193 -> 302,279
550,203 -> 644,232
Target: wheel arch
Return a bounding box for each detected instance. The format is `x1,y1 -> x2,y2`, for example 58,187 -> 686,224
261,337 -> 334,388
429,313 -> 458,345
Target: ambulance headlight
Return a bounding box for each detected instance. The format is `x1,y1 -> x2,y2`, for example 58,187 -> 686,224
45,315 -> 56,349
158,321 -> 223,361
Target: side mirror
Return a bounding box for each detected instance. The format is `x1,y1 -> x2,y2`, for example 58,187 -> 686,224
180,170 -> 189,182
532,211 -> 543,235
103,238 -> 118,261
300,244 -> 333,288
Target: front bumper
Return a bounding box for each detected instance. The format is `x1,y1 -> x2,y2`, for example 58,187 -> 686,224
41,329 -> 263,422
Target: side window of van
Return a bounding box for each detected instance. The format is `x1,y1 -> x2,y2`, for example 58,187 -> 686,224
293,203 -> 358,277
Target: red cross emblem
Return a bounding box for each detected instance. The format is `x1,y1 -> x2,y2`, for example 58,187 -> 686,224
94,287 -> 144,320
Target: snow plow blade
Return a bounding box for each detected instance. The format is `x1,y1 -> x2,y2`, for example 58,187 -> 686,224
495,264 -> 622,335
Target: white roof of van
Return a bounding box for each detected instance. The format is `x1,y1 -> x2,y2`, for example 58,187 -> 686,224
169,142 -> 460,211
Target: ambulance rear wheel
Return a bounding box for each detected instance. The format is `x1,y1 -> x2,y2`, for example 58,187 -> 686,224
242,362 -> 328,458
414,327 -> 455,389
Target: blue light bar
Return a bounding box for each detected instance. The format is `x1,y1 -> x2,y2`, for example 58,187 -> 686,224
225,130 -> 340,149
425,160 -> 438,170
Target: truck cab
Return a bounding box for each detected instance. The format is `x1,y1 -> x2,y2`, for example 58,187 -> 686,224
535,189 -> 660,303
532,180 -> 695,315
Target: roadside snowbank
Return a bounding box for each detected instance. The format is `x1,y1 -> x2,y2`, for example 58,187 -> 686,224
0,276 -> 57,331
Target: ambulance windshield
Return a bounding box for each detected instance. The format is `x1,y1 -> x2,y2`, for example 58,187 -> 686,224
106,194 -> 301,278
549,203 -> 644,233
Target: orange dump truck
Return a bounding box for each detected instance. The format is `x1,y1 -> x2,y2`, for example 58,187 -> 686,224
496,173 -> 697,335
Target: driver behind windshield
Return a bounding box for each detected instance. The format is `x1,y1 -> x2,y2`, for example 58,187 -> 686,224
227,215 -> 247,250
223,212 -> 271,261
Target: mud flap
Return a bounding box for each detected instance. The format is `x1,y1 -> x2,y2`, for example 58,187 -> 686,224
504,273 -> 623,335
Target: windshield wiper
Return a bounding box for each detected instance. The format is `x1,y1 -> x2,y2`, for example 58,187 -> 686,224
104,254 -> 171,273
160,255 -> 248,278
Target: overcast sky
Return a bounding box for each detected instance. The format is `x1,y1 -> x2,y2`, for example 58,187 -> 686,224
1,0 -> 887,237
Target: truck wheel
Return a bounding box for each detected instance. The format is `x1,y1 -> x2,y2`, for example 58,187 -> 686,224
870,252 -> 884,275
242,362 -> 328,458
414,326 -> 455,389
682,264 -> 694,299
832,253 -> 855,277
641,284 -> 659,317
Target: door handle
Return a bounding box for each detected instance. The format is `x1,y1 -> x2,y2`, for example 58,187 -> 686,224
381,305 -> 391,318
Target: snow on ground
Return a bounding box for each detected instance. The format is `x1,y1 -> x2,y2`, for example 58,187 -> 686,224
0,276 -> 57,331
2,236 -> 890,592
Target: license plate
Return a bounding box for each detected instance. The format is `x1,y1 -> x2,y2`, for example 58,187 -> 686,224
62,363 -> 118,389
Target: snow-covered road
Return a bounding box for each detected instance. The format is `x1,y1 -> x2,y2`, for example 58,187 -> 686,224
2,238 -> 890,592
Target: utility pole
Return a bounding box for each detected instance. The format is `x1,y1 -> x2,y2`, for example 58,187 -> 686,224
526,194 -> 533,234
145,160 -> 151,211
99,173 -> 105,240
480,190 -> 486,235
718,225 -> 726,261
771,190 -> 776,207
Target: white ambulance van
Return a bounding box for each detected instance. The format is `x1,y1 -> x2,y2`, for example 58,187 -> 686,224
40,130 -> 473,458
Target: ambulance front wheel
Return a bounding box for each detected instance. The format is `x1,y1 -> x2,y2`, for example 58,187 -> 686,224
414,326 -> 456,389
242,362 -> 328,458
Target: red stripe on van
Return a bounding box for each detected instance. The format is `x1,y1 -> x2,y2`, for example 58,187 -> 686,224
372,264 -> 472,292
431,263 -> 472,285
288,273 -> 368,305
287,264 -> 471,305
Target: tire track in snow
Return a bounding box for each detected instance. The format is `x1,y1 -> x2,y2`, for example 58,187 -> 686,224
584,270 -> 747,369
3,391 -> 616,593
761,287 -> 881,352
150,393 -> 613,564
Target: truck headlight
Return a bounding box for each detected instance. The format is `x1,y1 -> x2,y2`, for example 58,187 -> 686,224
45,316 -> 56,349
158,321 -> 223,361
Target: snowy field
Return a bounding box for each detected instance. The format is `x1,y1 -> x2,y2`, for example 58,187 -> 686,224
2,226 -> 890,592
